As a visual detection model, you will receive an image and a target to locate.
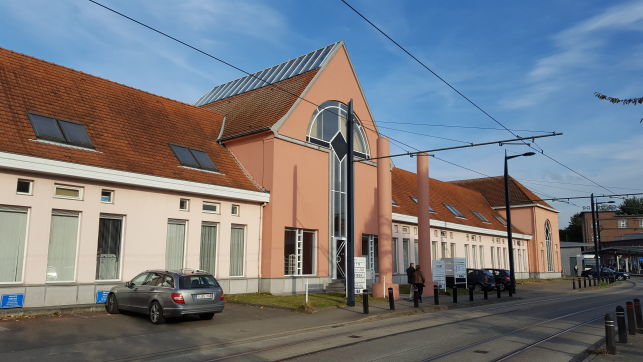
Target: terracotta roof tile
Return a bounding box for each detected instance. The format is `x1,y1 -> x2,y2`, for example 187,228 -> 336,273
0,47 -> 261,193
201,69 -> 318,140
450,176 -> 552,209
392,168 -> 526,234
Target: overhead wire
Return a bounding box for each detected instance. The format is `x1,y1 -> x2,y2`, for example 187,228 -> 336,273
378,121 -> 553,133
338,0 -> 616,195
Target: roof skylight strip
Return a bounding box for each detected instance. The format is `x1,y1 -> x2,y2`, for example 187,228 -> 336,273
226,77 -> 251,99
311,45 -> 334,68
305,48 -> 325,71
289,52 -> 315,78
217,78 -> 245,101
238,68 -> 269,94
263,62 -> 288,85
207,82 -> 234,104
274,58 -> 299,83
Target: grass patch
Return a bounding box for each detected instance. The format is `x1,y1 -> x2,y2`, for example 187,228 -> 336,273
226,292 -> 385,312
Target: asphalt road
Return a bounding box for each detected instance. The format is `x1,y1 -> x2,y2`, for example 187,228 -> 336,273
0,278 -> 640,361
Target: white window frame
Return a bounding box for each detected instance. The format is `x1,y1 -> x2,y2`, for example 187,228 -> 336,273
640,219 -> 643,227
618,219 -> 627,228
229,224 -> 247,277
0,205 -> 30,284
53,184 -> 84,200
46,210 -> 81,283
95,214 -> 125,281
100,189 -> 114,204
402,226 -> 410,234
16,179 -> 33,196
202,201 -> 220,214
200,221 -> 219,277
284,228 -> 317,276
166,219 -> 188,271
179,198 -> 190,211
231,204 -> 240,216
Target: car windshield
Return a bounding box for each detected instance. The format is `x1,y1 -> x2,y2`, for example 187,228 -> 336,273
482,270 -> 494,277
179,275 -> 220,289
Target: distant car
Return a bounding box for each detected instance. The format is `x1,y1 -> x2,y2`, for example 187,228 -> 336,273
484,269 -> 511,291
106,269 -> 225,324
581,267 -> 629,280
467,268 -> 496,291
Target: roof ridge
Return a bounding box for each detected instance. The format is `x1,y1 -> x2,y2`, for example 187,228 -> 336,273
195,41 -> 342,106
0,47 -> 224,119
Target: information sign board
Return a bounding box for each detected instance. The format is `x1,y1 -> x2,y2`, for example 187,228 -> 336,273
96,290 -> 110,304
454,258 -> 467,279
1,294 -> 24,309
354,257 -> 367,294
432,260 -> 446,289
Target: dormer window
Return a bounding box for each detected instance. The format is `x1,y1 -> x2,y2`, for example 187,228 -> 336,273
410,196 -> 418,203
28,113 -> 94,148
444,204 -> 465,218
170,144 -> 218,172
472,210 -> 491,223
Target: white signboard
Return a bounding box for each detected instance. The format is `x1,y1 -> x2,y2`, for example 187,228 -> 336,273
454,257 -> 467,279
354,257 -> 367,294
432,260 -> 446,290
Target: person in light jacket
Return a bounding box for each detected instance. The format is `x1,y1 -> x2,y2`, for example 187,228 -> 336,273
413,264 -> 426,302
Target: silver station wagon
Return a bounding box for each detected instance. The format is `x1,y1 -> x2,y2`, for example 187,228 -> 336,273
106,269 -> 225,324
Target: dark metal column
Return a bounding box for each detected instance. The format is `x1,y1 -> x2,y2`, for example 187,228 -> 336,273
590,194 -> 599,278
504,150 -> 516,294
346,100 -> 355,307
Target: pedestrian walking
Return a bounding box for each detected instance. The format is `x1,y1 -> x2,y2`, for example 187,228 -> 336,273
414,265 -> 426,303
406,263 -> 416,301
574,264 -> 578,276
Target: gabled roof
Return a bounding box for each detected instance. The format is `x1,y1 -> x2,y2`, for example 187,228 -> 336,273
202,69 -> 318,140
450,176 -> 553,209
392,168 -> 524,234
195,42 -> 340,106
0,47 -> 261,194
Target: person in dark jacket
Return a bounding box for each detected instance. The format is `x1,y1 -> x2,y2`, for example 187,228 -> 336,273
414,265 -> 426,302
406,263 -> 416,300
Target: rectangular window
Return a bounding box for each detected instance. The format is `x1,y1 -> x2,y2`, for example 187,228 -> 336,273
479,245 -> 484,268
491,246 -> 496,268
449,232 -> 453,239
402,226 -> 410,234
231,204 -> 240,216
432,240 -> 438,259
16,179 -> 33,195
202,201 -> 220,213
392,237 -> 398,273
200,223 -> 218,276
618,220 -> 627,228
179,198 -> 190,211
503,247 -> 508,269
393,224 -> 399,233
47,211 -> 80,282
100,189 -> 114,203
169,144 -> 218,172
284,228 -> 316,275
441,242 -> 447,258
433,229 -> 438,237
403,238 -> 410,268
95,215 -> 123,280
414,239 -> 419,264
54,184 -> 83,200
230,225 -> 245,276
414,227 -> 418,235
165,220 -> 186,271
640,219 -> 643,227
472,210 -> 491,223
464,244 -> 470,267
28,113 -> 94,148
472,246 -> 478,268
444,204 -> 465,218
0,206 -> 28,283
450,243 -> 456,259
497,247 -> 503,268
471,235 -> 476,242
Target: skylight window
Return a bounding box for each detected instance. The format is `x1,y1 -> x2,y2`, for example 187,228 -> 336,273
429,207 -> 436,214
472,210 -> 491,223
170,145 -> 218,172
28,113 -> 94,148
444,204 -> 465,218
410,196 -> 418,203
495,215 -> 507,226
392,200 -> 398,207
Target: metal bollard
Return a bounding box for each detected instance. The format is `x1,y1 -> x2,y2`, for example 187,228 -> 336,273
496,284 -> 501,299
413,289 -> 419,308
572,279 -> 576,289
483,288 -> 488,300
626,301 -> 636,335
578,277 -> 582,288
616,305 -> 627,343
594,278 -> 598,287
584,278 -> 587,288
452,286 -> 458,304
362,290 -> 369,314
434,286 -> 439,305
388,288 -> 395,310
634,298 -> 643,329
469,286 -> 474,302
508,286 -> 513,297
605,314 -> 616,355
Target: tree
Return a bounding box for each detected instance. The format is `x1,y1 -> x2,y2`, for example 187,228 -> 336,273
594,92 -> 643,123
617,197 -> 643,215
559,212 -> 584,242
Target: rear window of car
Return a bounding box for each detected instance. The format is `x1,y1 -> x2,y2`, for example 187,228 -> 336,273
179,275 -> 220,289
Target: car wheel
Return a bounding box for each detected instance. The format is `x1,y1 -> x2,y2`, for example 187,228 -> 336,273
105,293 -> 119,314
617,275 -> 624,281
149,301 -> 165,324
499,283 -> 506,291
199,313 -> 215,320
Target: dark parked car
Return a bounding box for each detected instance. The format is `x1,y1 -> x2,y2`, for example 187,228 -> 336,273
467,268 -> 496,291
485,269 -> 511,291
106,269 -> 225,324
581,267 -> 629,280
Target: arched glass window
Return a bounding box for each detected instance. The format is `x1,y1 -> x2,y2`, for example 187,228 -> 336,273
545,219 -> 553,272
306,101 -> 370,279
307,101 -> 370,158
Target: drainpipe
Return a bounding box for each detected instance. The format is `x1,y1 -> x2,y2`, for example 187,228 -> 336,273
258,202 -> 267,291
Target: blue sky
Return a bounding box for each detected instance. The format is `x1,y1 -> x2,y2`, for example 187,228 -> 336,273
1,0 -> 642,228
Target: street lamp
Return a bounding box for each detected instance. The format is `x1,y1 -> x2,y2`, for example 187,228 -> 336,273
594,199 -> 615,277
504,150 -> 535,293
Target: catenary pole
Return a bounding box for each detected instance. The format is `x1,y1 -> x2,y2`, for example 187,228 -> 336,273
346,99 -> 355,307
504,150 -> 517,293
590,194 -> 599,275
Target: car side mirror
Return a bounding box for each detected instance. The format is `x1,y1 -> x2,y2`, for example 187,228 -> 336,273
125,281 -> 133,288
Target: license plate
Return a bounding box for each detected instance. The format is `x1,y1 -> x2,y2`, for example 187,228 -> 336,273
196,293 -> 214,299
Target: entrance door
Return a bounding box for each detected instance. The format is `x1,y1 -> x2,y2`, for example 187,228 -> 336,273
569,257 -> 577,276
334,238 -> 346,279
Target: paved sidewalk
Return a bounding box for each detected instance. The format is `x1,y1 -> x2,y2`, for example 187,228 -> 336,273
584,332 -> 643,362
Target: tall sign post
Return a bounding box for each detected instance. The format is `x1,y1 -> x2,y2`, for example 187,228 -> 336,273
346,100 -> 355,306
